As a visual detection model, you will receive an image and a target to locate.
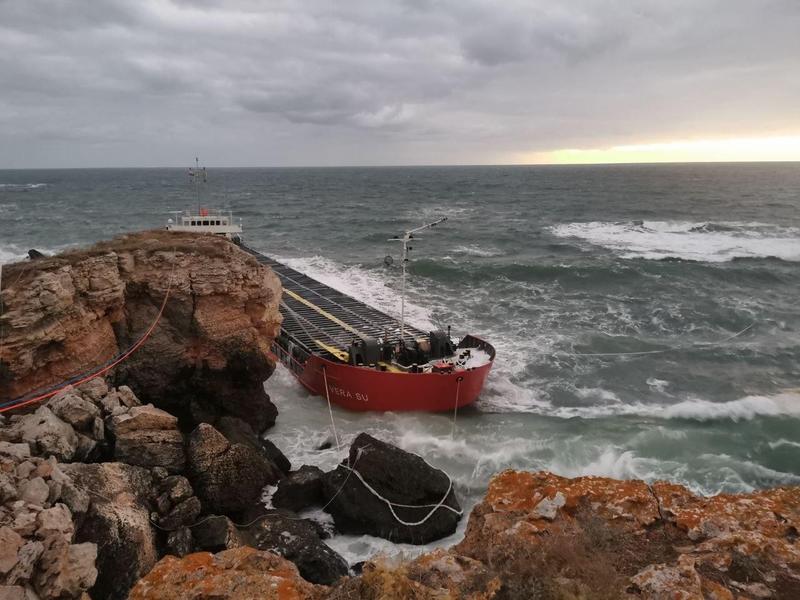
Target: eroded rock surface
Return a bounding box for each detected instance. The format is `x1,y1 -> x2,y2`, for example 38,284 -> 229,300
187,423 -> 282,516
0,231 -> 282,431
128,547 -> 327,600
451,470 -> 800,599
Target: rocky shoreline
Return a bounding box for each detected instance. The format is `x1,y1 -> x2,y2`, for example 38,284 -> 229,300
1,232 -> 798,599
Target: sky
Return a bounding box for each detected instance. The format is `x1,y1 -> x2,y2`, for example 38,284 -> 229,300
1,0 -> 800,168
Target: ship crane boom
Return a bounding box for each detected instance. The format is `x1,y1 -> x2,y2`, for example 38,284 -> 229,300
388,216 -> 448,341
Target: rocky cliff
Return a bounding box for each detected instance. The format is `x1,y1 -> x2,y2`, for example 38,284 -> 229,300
0,231 -> 282,430
133,469 -> 800,599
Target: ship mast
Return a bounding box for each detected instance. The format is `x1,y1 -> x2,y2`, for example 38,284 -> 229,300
389,216 -> 447,341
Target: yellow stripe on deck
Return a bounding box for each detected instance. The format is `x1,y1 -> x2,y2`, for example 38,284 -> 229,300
284,288 -> 405,373
314,339 -> 349,361
283,288 -> 362,336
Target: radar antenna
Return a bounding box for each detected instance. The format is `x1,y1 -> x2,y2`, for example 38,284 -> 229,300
388,216 -> 447,341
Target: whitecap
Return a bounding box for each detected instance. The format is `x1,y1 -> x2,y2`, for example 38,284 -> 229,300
452,244 -> 503,258
549,220 -> 800,262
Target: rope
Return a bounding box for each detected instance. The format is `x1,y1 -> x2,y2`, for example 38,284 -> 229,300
339,460 -> 463,527
322,366 -> 341,452
0,251 -> 178,413
451,376 -> 463,439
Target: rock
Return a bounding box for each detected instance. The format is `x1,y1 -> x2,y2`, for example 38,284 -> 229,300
272,465 -> 325,512
128,547 -> 326,600
165,527 -> 193,558
452,470 -> 800,599
28,249 -> 46,260
114,429 -> 185,473
0,474 -> 17,504
321,433 -> 462,544
159,476 -> 193,505
61,462 -> 158,600
35,504 -> 73,540
76,377 -> 108,402
187,424 -> 281,515
72,434 -> 98,463
0,443 -> 30,461
109,404 -> 178,434
5,541 -> 43,586
214,416 -> 291,473
158,497 -> 201,531
262,438 -> 292,475
35,540 -> 97,599
328,549 -> 501,600
0,586 -> 26,600
18,478 -> 49,507
114,385 -> 141,408
11,407 -> 77,462
46,392 -> 100,431
242,512 -> 348,585
0,527 -> 23,574
192,515 -> 245,553
1,233 -> 281,433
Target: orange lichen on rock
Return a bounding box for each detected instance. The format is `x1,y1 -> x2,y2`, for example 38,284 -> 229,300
128,547 -> 326,600
485,469 -> 659,525
458,470 -> 800,599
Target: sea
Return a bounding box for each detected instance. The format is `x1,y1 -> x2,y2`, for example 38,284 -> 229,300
2,163 -> 799,563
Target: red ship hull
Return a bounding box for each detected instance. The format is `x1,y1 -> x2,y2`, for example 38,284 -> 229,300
273,335 -> 495,412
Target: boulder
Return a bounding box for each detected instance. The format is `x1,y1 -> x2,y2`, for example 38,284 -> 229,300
272,465 -> 325,512
76,378 -> 109,403
34,539 -> 97,599
165,527 -> 193,558
108,404 -> 178,434
158,497 -> 201,531
61,462 -> 158,600
242,512 -> 348,585
192,515 -> 245,553
321,433 -> 462,544
214,416 -> 291,474
10,407 -> 78,461
187,424 -> 281,515
0,527 -> 23,575
128,547 -> 326,600
47,392 -> 100,431
114,429 -> 185,473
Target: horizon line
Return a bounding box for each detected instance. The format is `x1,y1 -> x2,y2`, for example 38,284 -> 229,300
2,159 -> 800,170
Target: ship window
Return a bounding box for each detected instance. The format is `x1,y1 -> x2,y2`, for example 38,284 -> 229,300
216,220 -> 220,226
190,220 -> 196,226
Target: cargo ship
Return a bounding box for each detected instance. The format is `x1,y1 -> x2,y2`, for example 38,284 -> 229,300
167,166 -> 495,412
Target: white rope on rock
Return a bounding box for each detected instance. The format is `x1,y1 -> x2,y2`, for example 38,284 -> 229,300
339,456 -> 463,527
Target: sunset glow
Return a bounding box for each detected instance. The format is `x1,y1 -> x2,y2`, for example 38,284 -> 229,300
521,136 -> 800,165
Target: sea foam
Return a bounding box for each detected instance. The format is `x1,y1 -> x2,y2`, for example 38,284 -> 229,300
549,220 -> 800,262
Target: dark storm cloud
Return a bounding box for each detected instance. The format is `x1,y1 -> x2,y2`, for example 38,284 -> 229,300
1,0 -> 799,166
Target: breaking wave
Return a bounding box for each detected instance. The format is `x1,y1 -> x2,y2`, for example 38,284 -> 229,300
0,183 -> 47,191
549,220 -> 800,262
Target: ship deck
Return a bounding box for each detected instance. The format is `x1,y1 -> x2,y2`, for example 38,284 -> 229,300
242,246 -> 427,362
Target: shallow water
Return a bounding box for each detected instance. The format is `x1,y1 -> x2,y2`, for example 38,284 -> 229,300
2,163 -> 799,562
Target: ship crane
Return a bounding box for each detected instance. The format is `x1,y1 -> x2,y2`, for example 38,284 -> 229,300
388,216 -> 447,341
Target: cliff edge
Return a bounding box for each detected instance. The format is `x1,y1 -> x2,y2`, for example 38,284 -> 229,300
0,231 -> 282,430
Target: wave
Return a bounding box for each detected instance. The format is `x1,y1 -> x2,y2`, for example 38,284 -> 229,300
549,220 -> 800,262
275,254 -> 436,331
0,183 -> 47,191
451,244 -> 503,258
478,387 -> 800,422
